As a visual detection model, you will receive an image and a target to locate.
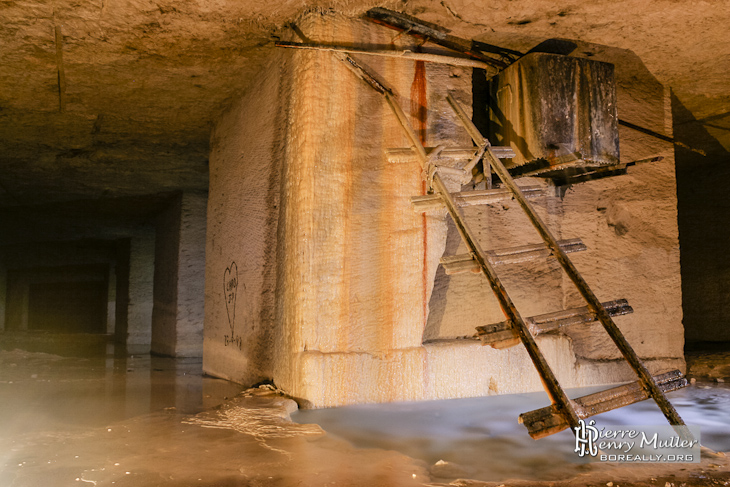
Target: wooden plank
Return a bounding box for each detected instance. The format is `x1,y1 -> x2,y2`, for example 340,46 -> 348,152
387,146 -> 515,163
446,93 -> 689,433
430,166 -> 468,179
440,253 -> 482,275
508,152 -> 585,178
364,8 -> 509,70
489,238 -> 586,266
519,370 -> 688,439
441,238 -> 586,274
410,185 -> 545,212
388,147 -> 475,163
476,299 -> 633,348
546,156 -> 662,187
529,299 -> 633,333
275,41 -> 493,69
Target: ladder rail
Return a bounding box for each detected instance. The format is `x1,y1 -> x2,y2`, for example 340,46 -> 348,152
381,89 -> 582,432
446,93 -> 687,429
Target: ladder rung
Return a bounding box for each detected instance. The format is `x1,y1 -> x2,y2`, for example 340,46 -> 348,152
441,238 -> 586,275
519,370 -> 688,439
475,299 -> 633,348
493,146 -> 518,158
411,185 -> 545,212
387,145 -> 515,164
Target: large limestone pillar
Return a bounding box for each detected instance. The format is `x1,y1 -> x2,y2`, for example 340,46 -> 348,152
106,265 -> 116,335
176,192 -> 207,355
126,232 -> 155,353
204,14 -> 541,407
152,192 -> 207,357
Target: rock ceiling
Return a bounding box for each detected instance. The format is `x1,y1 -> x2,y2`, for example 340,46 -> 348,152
1,0 -> 728,209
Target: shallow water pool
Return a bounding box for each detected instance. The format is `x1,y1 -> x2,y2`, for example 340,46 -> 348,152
293,382 -> 730,481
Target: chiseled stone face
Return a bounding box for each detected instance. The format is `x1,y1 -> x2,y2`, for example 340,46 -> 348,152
204,13 -> 684,408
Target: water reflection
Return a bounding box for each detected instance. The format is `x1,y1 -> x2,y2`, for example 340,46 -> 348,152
1,348 -> 728,485
0,349 -> 245,436
293,382 -> 730,481
0,349 -> 426,487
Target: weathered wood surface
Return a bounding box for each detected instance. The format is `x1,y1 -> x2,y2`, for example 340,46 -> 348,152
275,41 -> 494,69
519,370 -> 688,439
487,53 -> 620,169
386,146 -> 515,163
364,8 -> 510,70
410,186 -> 545,212
441,238 -> 586,275
475,298 -> 633,348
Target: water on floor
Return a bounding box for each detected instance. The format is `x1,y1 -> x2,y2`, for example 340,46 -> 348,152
0,347 -> 427,487
1,346 -> 729,486
293,381 -> 730,482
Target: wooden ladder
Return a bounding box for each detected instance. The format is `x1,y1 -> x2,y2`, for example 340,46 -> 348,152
337,54 -> 689,439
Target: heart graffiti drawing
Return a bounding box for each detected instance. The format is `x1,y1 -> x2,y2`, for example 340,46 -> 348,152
223,262 -> 238,336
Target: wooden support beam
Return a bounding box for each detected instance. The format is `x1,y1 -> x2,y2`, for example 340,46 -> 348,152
364,8 -> 508,70
442,238 -> 586,275
386,145 -> 515,164
619,119 -> 706,156
410,185 -> 545,212
275,41 -> 494,69
520,370 -> 688,439
475,299 -> 633,348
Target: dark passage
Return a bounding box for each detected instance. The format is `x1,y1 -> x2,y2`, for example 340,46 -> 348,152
673,93 -> 730,345
28,280 -> 107,334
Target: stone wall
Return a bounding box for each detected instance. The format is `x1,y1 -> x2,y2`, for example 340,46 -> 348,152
204,41 -> 286,386
176,192 -> 208,356
153,195 -> 182,355
127,232 -> 155,352
152,191 -> 207,357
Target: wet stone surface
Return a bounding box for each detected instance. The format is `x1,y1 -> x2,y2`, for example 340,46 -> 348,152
1,349 -> 729,486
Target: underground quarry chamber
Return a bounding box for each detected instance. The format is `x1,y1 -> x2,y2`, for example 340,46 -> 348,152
203,13 -> 685,413
3,5 -> 730,486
